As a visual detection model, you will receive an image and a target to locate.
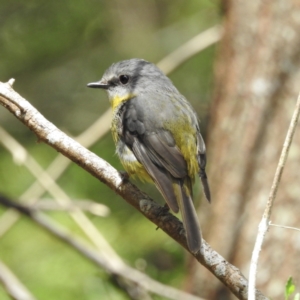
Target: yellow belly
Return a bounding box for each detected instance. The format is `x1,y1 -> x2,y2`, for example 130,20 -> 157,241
117,142 -> 152,182
121,157 -> 152,182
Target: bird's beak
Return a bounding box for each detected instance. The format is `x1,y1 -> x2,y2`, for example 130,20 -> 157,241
87,79 -> 109,89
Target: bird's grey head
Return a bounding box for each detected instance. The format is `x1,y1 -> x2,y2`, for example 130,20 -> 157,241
87,58 -> 176,101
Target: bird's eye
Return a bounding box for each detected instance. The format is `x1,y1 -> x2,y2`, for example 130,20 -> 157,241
119,75 -> 129,85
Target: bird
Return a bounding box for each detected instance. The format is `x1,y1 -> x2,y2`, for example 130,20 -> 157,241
87,58 -> 210,252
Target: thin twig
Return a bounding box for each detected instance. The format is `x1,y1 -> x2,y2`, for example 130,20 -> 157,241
248,91 -> 300,300
269,222 -> 300,232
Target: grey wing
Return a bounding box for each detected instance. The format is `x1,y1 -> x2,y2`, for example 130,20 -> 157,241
121,99 -> 189,213
120,97 -> 205,251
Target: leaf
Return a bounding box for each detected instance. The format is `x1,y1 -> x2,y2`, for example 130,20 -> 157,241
294,293 -> 300,300
285,277 -> 296,300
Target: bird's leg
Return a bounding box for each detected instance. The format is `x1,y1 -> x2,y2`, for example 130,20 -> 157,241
117,170 -> 130,189
156,203 -> 170,230
119,170 -> 130,181
161,203 -> 170,213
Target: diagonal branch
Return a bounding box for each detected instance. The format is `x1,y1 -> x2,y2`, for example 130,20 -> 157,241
0,260 -> 37,300
157,25 -> 222,74
0,80 -> 268,300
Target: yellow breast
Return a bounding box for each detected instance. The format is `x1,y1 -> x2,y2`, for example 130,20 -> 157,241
110,95 -> 152,182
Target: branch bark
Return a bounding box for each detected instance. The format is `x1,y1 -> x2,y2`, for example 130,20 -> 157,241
0,80 -> 268,300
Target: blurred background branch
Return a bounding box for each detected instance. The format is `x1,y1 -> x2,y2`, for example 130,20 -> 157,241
0,195 -> 204,300
0,260 -> 37,300
30,199 -> 109,216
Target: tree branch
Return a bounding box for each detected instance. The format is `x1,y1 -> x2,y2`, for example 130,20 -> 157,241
0,80 -> 268,300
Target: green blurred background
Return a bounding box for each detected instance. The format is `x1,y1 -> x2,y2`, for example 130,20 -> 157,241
0,1 -> 220,299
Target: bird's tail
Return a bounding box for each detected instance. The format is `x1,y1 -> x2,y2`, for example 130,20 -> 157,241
175,180 -> 202,253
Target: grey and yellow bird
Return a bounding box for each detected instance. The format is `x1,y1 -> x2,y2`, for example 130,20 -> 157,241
88,59 -> 210,252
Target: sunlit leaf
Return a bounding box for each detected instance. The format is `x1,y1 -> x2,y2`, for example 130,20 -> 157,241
286,277 -> 296,300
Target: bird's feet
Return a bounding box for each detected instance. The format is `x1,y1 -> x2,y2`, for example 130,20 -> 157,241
117,170 -> 130,189
156,203 -> 170,230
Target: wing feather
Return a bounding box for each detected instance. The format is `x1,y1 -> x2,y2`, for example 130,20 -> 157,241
143,132 -> 187,178
132,139 -> 179,212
